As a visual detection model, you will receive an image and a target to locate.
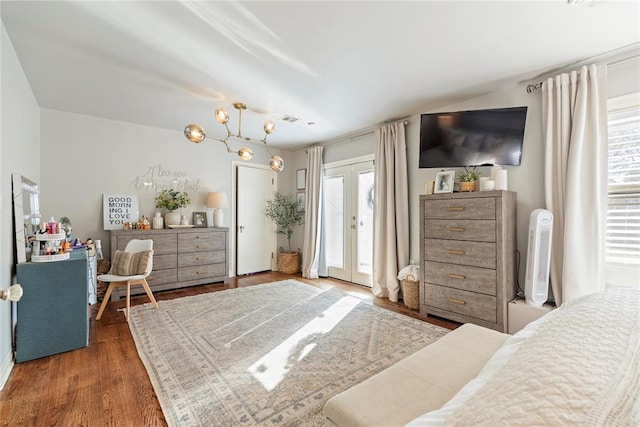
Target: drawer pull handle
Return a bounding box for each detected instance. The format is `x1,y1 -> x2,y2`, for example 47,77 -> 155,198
197,271 -> 210,275
197,246 -> 211,250
196,236 -> 210,239
448,298 -> 466,305
447,249 -> 465,255
448,207 -> 464,211
449,274 -> 466,280
448,227 -> 465,232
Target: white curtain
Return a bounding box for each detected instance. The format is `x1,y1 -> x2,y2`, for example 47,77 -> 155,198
372,122 -> 409,302
302,146 -> 325,279
542,64 -> 608,306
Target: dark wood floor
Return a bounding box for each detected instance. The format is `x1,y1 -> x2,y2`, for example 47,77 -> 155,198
0,272 -> 458,426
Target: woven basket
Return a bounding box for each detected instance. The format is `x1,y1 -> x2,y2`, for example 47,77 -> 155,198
278,248 -> 300,274
402,279 -> 420,310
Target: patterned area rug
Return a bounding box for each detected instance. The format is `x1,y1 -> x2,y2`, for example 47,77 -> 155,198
128,279 -> 448,426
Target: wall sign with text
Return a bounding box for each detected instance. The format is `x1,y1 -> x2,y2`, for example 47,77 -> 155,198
103,194 -> 139,230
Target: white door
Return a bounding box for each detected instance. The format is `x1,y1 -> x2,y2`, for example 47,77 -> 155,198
237,165 -> 276,275
324,161 -> 374,286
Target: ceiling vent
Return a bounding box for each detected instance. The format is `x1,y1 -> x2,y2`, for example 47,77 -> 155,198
279,115 -> 300,123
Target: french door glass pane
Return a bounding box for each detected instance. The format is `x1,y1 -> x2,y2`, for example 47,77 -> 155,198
357,171 -> 374,275
325,175 -> 344,268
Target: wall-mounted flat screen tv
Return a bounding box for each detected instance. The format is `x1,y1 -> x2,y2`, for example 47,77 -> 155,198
419,106 -> 528,168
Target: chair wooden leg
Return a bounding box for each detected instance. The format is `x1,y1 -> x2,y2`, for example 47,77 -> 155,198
140,278 -> 159,309
96,283 -> 116,320
125,281 -> 131,322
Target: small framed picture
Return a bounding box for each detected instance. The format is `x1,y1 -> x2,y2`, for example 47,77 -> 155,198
192,211 -> 207,227
296,169 -> 306,190
296,191 -> 305,206
434,171 -> 455,194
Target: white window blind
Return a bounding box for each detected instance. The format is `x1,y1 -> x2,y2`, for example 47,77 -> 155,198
607,94 -> 640,267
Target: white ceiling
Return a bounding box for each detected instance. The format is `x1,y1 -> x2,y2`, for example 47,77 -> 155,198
1,1 -> 639,149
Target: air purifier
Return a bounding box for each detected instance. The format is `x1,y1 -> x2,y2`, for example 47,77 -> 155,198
524,209 -> 553,307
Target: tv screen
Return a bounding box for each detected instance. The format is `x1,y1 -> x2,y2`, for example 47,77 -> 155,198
419,106 -> 528,168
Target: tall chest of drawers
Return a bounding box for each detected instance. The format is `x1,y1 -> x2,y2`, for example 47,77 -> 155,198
109,228 -> 229,300
420,191 -> 516,332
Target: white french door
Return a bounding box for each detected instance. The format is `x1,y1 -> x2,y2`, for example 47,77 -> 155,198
323,160 -> 374,286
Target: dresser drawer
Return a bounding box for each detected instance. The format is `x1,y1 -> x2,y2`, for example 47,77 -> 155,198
423,261 -> 496,296
424,220 -> 496,242
178,250 -> 226,267
425,284 -> 497,323
153,253 -> 177,270
115,234 -> 177,255
424,238 -> 496,269
178,264 -> 226,282
178,232 -> 226,253
424,198 -> 495,220
147,268 -> 177,287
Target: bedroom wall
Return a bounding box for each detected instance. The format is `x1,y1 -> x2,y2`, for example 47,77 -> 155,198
39,109 -> 294,277
291,55 -> 639,291
409,82 -> 544,290
0,22 -> 41,389
289,83 -> 542,288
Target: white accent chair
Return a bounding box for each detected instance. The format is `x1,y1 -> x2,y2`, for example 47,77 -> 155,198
96,239 -> 159,321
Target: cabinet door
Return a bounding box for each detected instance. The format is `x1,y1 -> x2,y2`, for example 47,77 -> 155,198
16,256 -> 88,363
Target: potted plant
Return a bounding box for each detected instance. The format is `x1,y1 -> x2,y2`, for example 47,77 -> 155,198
457,166 -> 482,192
155,189 -> 191,226
265,192 -> 305,273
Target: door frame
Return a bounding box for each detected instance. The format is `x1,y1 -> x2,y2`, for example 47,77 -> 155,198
230,161 -> 278,277
323,154 -> 374,286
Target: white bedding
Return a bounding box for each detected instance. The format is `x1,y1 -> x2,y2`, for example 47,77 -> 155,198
408,288 -> 640,426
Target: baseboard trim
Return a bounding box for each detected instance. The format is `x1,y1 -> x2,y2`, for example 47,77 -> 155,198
0,350 -> 14,391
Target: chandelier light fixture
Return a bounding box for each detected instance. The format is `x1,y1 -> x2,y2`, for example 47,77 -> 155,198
184,102 -> 284,172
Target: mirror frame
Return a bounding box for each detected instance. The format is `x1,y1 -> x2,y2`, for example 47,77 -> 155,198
12,174 -> 40,263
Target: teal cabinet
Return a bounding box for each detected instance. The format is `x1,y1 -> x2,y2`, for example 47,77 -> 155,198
15,250 -> 89,363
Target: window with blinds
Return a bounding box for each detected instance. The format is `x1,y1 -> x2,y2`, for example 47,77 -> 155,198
607,93 -> 640,267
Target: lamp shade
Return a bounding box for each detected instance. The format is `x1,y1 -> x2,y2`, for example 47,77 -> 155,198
207,192 -> 229,209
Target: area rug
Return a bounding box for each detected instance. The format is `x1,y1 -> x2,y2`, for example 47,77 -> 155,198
128,279 -> 449,426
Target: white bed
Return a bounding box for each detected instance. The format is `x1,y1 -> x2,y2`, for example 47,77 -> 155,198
407,287 -> 640,426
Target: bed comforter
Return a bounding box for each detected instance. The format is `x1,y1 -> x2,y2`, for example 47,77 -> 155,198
408,288 -> 640,426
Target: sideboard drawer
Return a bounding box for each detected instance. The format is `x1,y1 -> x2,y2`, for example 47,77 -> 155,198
425,284 -> 497,323
178,250 -> 226,267
178,264 -> 226,282
423,261 -> 496,296
423,198 -> 495,220
147,268 -> 177,287
424,238 -> 496,269
178,232 -> 226,253
424,219 -> 496,242
153,253 -> 178,270
114,234 -> 177,255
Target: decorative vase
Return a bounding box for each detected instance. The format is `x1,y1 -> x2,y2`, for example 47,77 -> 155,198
164,211 -> 181,227
459,181 -> 477,192
152,212 -> 164,230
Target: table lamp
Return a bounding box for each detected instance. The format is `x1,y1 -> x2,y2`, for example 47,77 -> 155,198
207,192 -> 229,228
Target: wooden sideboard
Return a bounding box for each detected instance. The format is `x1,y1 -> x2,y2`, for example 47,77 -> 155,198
419,191 -> 516,332
109,227 -> 229,300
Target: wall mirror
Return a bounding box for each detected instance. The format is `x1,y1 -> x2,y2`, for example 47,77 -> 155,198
12,174 -> 40,263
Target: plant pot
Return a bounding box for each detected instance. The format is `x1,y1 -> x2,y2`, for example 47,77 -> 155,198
459,181 -> 477,192
278,247 -> 300,274
164,211 -> 181,227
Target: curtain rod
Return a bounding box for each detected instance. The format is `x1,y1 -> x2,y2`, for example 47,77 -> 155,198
526,50 -> 640,94
307,119 -> 409,151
